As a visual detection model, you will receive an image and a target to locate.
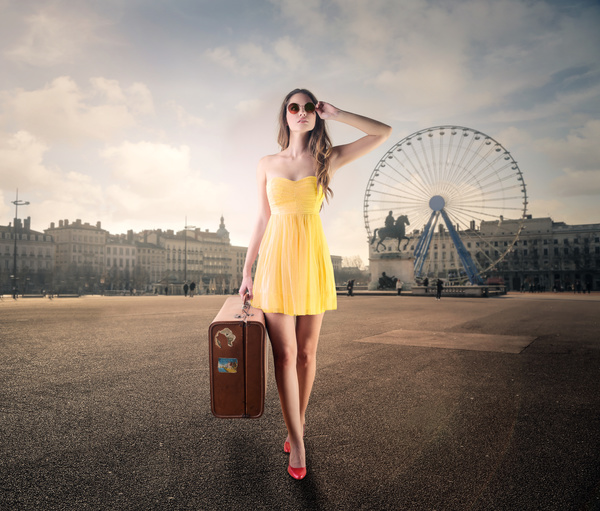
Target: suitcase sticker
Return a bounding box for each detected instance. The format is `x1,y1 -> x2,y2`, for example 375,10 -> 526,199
214,328 -> 236,348
218,358 -> 238,373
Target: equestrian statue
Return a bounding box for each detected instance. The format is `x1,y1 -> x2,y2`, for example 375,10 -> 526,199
371,211 -> 410,252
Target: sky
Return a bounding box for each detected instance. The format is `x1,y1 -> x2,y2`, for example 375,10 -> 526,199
1,0 -> 599,265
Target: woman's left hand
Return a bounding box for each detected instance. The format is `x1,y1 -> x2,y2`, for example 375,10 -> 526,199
315,101 -> 339,120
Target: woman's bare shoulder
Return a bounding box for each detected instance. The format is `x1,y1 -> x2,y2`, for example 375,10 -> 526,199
259,153 -> 282,165
258,152 -> 285,173
256,153 -> 279,181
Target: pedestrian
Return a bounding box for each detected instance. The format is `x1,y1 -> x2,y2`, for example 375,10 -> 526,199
436,279 -> 444,300
183,283 -> 189,297
239,88 -> 391,480
396,279 -> 403,296
190,281 -> 196,297
423,277 -> 429,293
347,279 -> 355,297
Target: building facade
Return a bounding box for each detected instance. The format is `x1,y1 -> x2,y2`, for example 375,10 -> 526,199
45,219 -> 108,293
2,214 -> 352,295
105,233 -> 138,292
375,216 -> 600,291
0,217 -> 55,294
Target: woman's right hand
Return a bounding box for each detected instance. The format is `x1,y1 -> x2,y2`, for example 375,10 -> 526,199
239,276 -> 253,301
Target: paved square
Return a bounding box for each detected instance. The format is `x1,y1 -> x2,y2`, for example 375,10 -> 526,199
1,293 -> 599,510
358,329 -> 536,353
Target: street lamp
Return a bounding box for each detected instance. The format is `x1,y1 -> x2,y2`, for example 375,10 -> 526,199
11,189 -> 30,299
183,217 -> 195,284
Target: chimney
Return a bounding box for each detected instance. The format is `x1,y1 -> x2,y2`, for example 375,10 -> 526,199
97,221 -> 102,229
24,217 -> 31,231
50,222 -> 55,229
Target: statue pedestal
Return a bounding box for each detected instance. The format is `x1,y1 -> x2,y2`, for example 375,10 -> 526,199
368,253 -> 414,290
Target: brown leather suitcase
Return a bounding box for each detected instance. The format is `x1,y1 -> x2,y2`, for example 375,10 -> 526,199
208,297 -> 267,418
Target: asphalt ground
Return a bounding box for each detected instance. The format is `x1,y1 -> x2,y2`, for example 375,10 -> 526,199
1,292 -> 599,511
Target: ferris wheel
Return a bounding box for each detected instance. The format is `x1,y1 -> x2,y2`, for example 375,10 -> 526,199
363,125 -> 528,285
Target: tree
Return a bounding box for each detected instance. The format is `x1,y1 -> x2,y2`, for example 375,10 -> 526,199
342,255 -> 364,270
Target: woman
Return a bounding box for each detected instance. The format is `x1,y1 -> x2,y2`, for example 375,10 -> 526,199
239,88 -> 391,480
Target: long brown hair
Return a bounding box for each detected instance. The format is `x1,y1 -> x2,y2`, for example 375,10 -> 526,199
277,88 -> 333,203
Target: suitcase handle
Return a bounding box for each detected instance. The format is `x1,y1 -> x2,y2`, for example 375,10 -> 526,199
235,294 -> 254,319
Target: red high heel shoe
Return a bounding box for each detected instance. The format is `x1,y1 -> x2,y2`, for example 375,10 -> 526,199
287,463 -> 307,480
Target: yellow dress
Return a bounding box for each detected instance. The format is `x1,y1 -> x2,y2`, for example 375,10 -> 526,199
251,176 -> 337,316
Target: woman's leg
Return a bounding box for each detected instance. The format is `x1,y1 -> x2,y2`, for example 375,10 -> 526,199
265,312 -> 305,469
295,313 -> 325,429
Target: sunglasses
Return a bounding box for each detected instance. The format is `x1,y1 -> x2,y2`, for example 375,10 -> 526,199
287,102 -> 316,114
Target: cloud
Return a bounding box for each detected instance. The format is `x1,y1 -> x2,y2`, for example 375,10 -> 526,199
102,141 -> 192,195
550,169 -> 600,197
0,131 -> 56,189
205,36 -> 307,77
235,99 -> 264,113
0,130 -> 105,226
91,78 -> 154,115
268,0 -> 332,37
100,140 -> 232,230
205,42 -> 279,76
273,37 -> 308,71
4,6 -> 108,67
1,76 -> 154,143
537,120 -> 600,172
167,101 -> 204,128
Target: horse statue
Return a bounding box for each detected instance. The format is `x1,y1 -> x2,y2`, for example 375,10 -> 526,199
371,214 -> 410,252
377,272 -> 397,290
